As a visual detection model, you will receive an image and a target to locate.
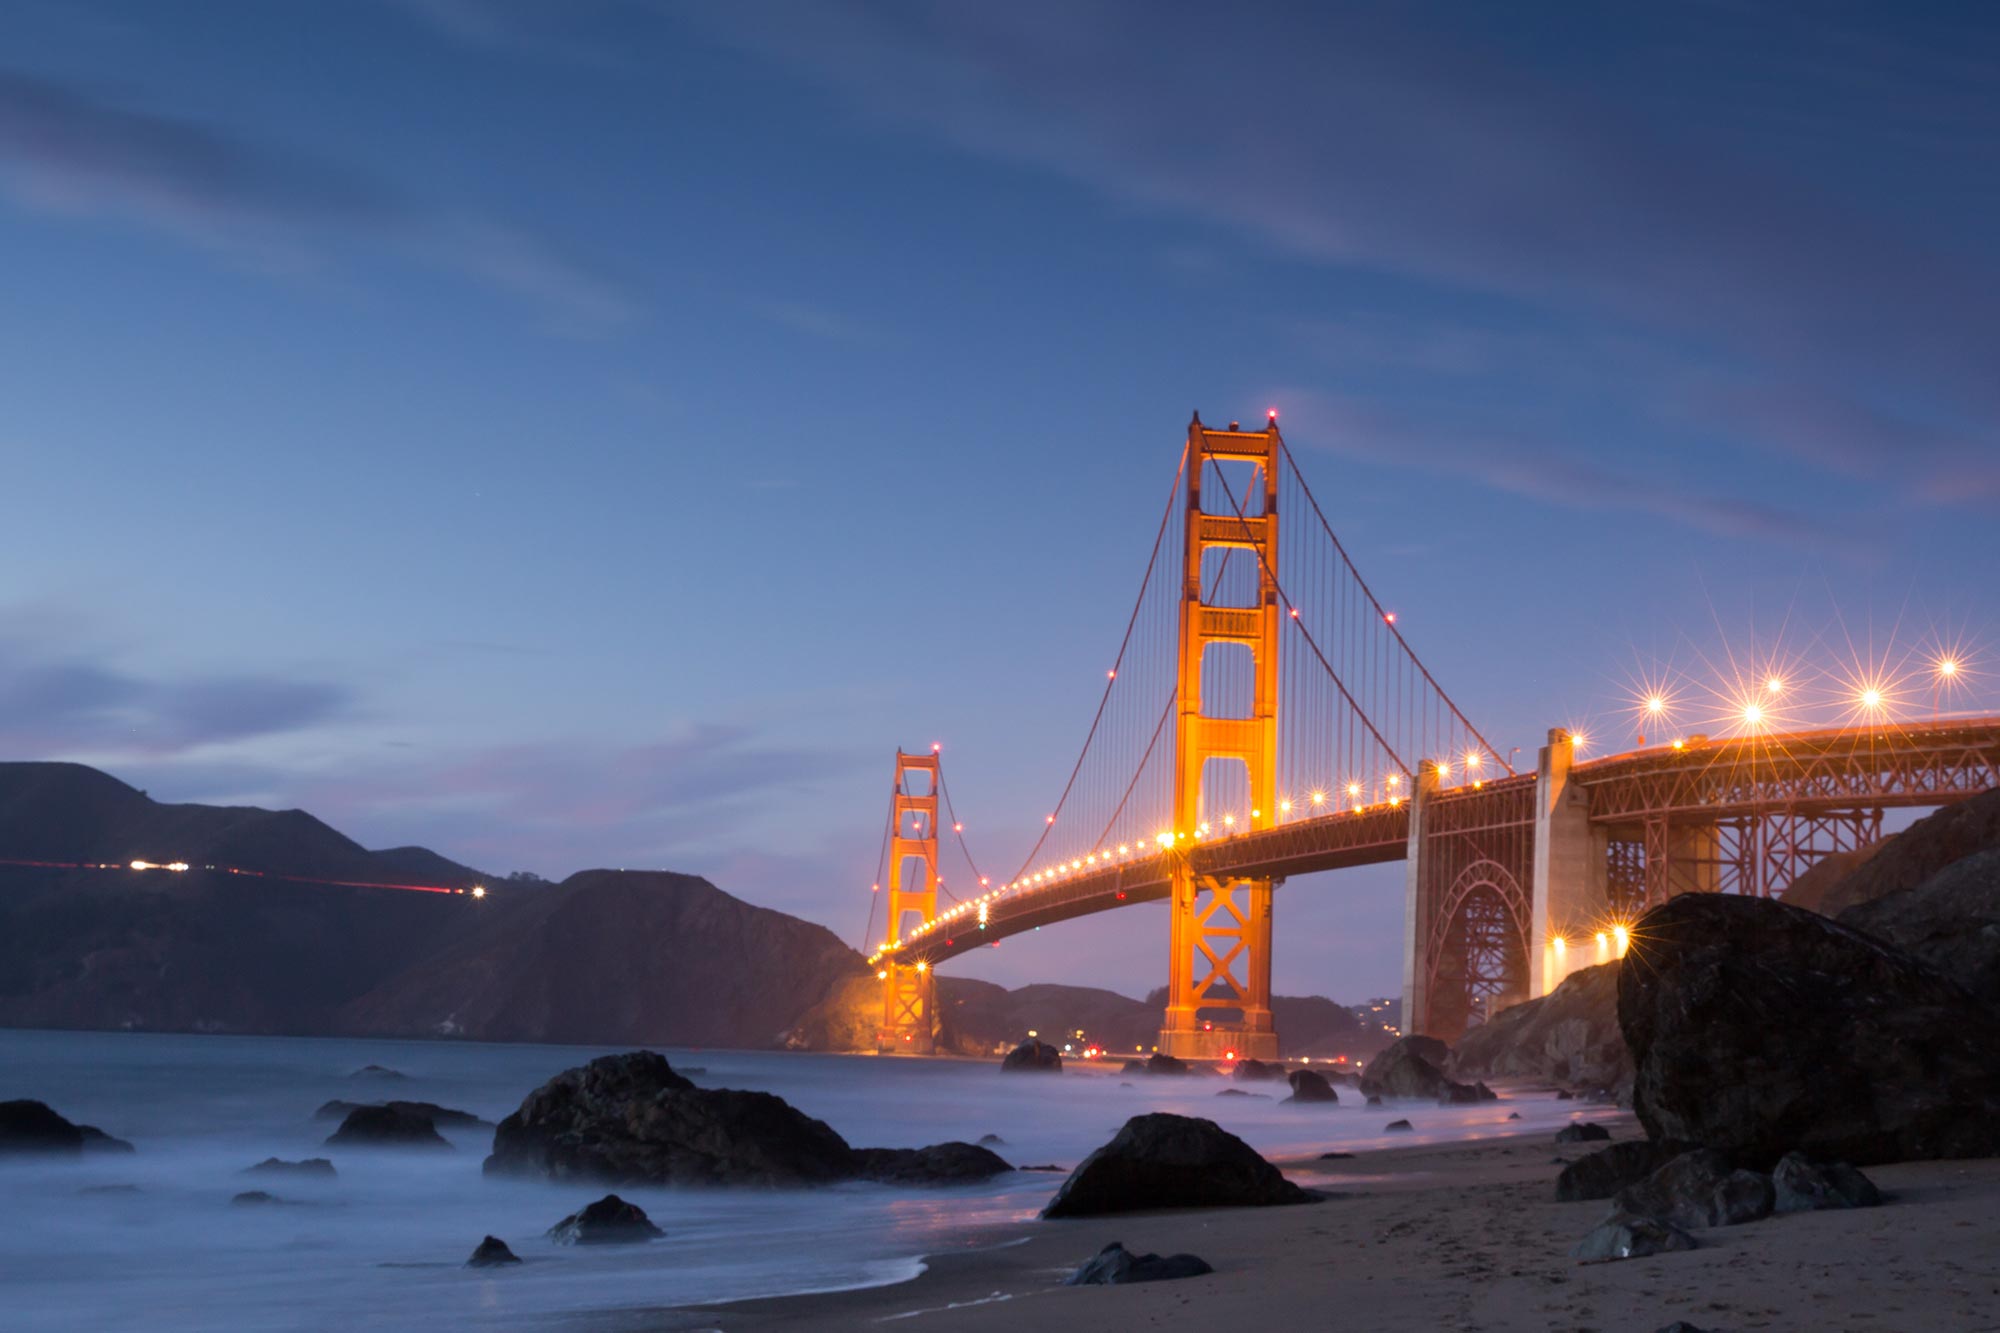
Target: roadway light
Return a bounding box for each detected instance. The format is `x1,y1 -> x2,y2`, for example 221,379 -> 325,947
1645,695 -> 1666,716
1766,676 -> 1784,696
1938,658 -> 1959,678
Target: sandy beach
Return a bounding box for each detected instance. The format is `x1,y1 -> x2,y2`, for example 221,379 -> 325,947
647,1115 -> 2000,1333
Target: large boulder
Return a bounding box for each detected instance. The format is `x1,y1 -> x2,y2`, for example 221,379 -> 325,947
1041,1113 -> 1313,1218
1360,1036 -> 1483,1102
1613,1149 -> 1774,1229
484,1052 -> 852,1186
1000,1040 -> 1063,1073
1283,1070 -> 1338,1104
1815,788 -> 2000,918
0,1101 -> 131,1156
1840,848 -> 2000,1007
1619,894 -> 2000,1165
1448,962 -> 1629,1092
547,1194 -> 663,1245
1064,1241 -> 1213,1285
1231,1058 -> 1286,1082
466,1236 -> 521,1268
325,1104 -> 452,1151
851,1142 -> 1012,1184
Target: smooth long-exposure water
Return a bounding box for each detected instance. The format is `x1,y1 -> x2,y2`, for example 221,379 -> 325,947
0,1029 -> 1579,1330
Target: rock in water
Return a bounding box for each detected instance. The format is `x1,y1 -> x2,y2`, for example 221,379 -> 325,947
1618,893 -> 2000,1165
1615,1149 -> 1773,1229
547,1194 -> 663,1245
1360,1036 -> 1485,1102
1555,1123 -> 1611,1144
1040,1113 -> 1312,1218
325,1104 -> 452,1151
484,1052 -> 854,1186
1384,1119 -> 1413,1132
1283,1070 -> 1338,1104
1142,1053 -> 1189,1076
0,1101 -> 132,1156
315,1099 -> 491,1129
1064,1241 -> 1213,1285
1572,1212 -> 1698,1262
1556,1140 -> 1684,1202
231,1190 -> 282,1206
1771,1153 -> 1882,1212
1437,1081 -> 1498,1105
349,1065 -> 407,1080
977,1134 -> 1006,1146
1000,1040 -> 1063,1073
466,1236 -> 521,1268
243,1157 -> 337,1179
1841,848 -> 2000,1007
1231,1058 -> 1286,1082
851,1142 -> 1012,1183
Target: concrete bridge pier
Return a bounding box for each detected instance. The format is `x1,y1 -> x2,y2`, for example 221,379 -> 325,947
1530,727 -> 1608,998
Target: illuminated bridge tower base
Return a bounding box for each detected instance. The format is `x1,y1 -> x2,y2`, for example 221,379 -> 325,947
880,750 -> 940,1054
1160,413 -> 1282,1062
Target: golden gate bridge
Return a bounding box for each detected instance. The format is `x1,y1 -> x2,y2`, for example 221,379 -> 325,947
862,411 -> 2000,1057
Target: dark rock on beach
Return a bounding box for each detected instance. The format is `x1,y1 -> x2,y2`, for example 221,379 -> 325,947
0,1100 -> 132,1156
1555,1123 -> 1611,1144
1572,1211 -> 1697,1262
243,1157 -> 336,1179
852,1142 -> 1011,1184
1064,1241 -> 1213,1285
1283,1070 -> 1339,1104
547,1194 -> 663,1245
1451,962 -> 1630,1092
1771,1152 -> 1881,1213
1556,1140 -> 1684,1202
1361,1035 -> 1487,1103
1040,1113 -> 1312,1218
325,1104 -> 453,1151
1614,1148 -> 1774,1229
1000,1040 -> 1063,1073
1384,1118 -> 1413,1132
466,1235 -> 521,1268
1619,893 -> 2000,1165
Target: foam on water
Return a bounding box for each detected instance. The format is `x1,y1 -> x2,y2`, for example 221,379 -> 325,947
0,1029 -> 1586,1330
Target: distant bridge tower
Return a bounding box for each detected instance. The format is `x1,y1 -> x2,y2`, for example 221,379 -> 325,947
879,749 -> 941,1053
1160,413 -> 1282,1061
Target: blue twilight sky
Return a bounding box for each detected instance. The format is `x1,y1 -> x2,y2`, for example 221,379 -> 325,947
3,1 -> 1997,1002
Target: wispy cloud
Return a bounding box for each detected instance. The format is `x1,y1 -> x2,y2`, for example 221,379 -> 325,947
0,67 -> 638,332
0,630 -> 352,756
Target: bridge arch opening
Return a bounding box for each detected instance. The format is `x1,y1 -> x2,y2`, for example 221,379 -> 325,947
1426,861 -> 1530,1041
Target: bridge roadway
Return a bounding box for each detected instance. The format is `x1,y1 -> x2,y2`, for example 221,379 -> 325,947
880,714 -> 2000,971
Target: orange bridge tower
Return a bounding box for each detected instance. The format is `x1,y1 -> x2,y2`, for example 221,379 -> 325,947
1159,412 -> 1282,1060
879,749 -> 940,1053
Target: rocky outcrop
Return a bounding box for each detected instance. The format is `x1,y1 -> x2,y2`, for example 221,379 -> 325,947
1780,845 -> 1883,913
851,1142 -> 1012,1184
1841,848 -> 2000,1007
547,1195 -> 663,1245
0,1100 -> 132,1156
485,1052 -> 850,1186
1815,787 -> 2000,918
1000,1040 -> 1062,1073
1064,1242 -> 1213,1285
466,1236 -> 521,1267
1283,1070 -> 1338,1104
1572,1213 -> 1696,1262
485,1051 -> 1012,1189
1041,1114 -> 1313,1218
243,1157 -> 336,1179
1620,893 -> 2000,1165
1613,1149 -> 1774,1229
325,1104 -> 452,1150
1556,1140 -> 1684,1202
1448,962 -> 1629,1093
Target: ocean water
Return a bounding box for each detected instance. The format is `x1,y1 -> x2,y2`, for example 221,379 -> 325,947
0,1029 -> 1581,1330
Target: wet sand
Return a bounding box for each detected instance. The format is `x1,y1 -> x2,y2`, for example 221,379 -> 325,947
639,1115 -> 2000,1332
